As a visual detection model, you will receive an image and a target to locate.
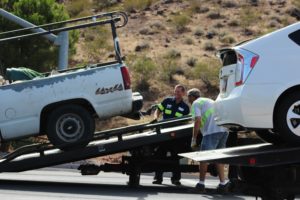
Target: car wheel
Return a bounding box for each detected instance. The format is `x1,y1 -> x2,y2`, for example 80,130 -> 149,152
275,92 -> 300,145
46,104 -> 95,150
255,129 -> 283,145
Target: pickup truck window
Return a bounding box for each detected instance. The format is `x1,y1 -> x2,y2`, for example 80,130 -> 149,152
288,29 -> 300,46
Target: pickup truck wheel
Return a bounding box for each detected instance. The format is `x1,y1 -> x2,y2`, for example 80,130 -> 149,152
46,105 -> 95,150
275,92 -> 300,145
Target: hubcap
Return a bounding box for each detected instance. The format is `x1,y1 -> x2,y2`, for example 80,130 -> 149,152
56,113 -> 84,143
287,101 -> 300,136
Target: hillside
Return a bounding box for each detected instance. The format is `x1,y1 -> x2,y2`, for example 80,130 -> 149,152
65,0 -> 299,129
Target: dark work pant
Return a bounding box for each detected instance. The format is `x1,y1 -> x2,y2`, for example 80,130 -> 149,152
153,146 -> 181,181
153,138 -> 191,182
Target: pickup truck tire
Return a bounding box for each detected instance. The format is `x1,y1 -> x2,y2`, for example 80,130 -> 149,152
275,92 -> 300,145
46,104 -> 95,150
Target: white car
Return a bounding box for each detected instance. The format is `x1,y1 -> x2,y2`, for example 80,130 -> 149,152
214,22 -> 300,145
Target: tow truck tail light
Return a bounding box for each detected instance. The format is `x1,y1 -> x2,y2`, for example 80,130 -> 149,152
235,49 -> 259,87
248,157 -> 257,165
121,66 -> 131,90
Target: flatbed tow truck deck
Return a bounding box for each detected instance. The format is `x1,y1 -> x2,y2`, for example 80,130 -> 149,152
181,143 -> 300,200
0,117 -> 199,186
2,116 -> 300,199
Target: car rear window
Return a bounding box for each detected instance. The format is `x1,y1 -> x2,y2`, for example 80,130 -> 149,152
288,29 -> 300,46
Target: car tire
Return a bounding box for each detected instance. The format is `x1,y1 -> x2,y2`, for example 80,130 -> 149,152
275,92 -> 300,145
46,104 -> 95,150
255,129 -> 283,145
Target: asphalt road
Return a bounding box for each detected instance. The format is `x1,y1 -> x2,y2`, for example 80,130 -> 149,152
0,168 -> 289,200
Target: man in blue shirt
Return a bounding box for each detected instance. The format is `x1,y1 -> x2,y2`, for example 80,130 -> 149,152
152,84 -> 190,185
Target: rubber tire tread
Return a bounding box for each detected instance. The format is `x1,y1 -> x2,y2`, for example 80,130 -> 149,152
46,104 -> 95,151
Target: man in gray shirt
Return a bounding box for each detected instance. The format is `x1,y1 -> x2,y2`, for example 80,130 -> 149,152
187,88 -> 229,194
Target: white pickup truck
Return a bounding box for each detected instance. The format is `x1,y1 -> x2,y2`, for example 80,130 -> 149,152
0,12 -> 143,150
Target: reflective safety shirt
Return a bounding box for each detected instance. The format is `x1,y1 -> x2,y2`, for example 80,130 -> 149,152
191,97 -> 226,136
157,97 -> 190,120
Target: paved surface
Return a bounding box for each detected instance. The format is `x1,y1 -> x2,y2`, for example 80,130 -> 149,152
0,168 -> 265,200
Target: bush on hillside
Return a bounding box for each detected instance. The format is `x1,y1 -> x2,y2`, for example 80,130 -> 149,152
165,49 -> 181,59
193,58 -> 220,92
158,57 -> 179,83
204,42 -> 216,51
171,14 -> 191,33
124,0 -> 157,12
130,55 -> 157,91
189,0 -> 209,14
93,0 -> 120,10
186,57 -> 198,67
83,26 -> 114,60
239,6 -> 261,32
194,27 -> 204,37
220,35 -> 236,44
65,0 -> 92,17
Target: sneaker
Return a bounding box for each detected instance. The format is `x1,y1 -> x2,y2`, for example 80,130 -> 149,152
171,180 -> 181,186
216,183 -> 230,194
152,180 -> 162,184
194,183 -> 206,193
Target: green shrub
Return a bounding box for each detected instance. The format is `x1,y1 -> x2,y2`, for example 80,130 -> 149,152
83,26 -> 114,60
186,57 -> 198,67
158,57 -> 179,83
193,58 -> 220,90
65,0 -> 92,17
165,49 -> 181,59
93,0 -> 119,10
184,37 -> 194,45
204,42 -> 216,51
194,27 -> 204,37
124,0 -> 157,12
151,21 -> 166,29
228,19 -> 239,27
130,55 -> 157,90
220,35 -> 236,44
189,0 -> 209,14
293,0 -> 300,9
135,42 -> 150,52
222,0 -> 238,8
171,14 -> 191,33
239,6 -> 261,30
207,10 -> 223,19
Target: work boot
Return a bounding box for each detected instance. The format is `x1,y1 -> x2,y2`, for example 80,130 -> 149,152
193,182 -> 206,193
152,179 -> 162,184
171,179 -> 181,186
216,183 -> 230,194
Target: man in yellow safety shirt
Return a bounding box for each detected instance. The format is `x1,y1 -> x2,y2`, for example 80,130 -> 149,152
188,88 -> 229,194
152,84 -> 190,185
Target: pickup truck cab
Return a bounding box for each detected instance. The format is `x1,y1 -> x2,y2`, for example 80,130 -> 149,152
0,12 -> 143,150
215,22 -> 300,145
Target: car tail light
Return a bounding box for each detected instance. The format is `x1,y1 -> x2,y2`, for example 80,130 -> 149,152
235,49 -> 259,87
121,66 -> 131,90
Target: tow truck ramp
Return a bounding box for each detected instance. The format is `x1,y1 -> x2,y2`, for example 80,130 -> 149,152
180,142 -> 300,167
0,117 -> 193,173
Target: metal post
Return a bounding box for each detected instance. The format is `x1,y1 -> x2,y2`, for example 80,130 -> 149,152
110,21 -> 122,63
57,31 -> 69,70
0,9 -> 69,70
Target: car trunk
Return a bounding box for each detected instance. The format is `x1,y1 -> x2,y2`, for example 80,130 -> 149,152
218,49 -> 237,98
